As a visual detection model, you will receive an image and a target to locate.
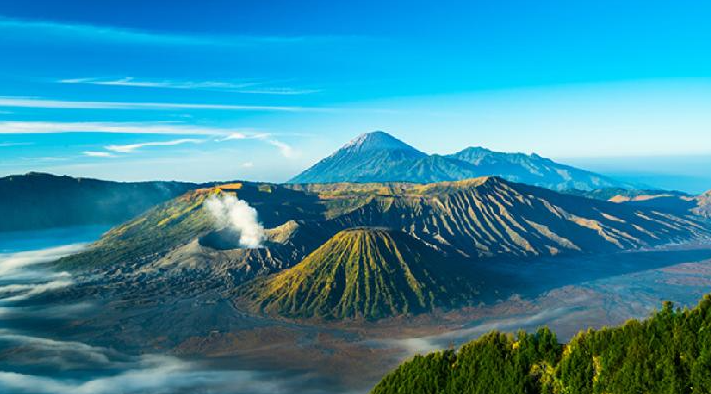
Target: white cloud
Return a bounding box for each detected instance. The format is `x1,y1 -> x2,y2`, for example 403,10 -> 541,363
0,329 -> 113,366
0,17 -> 354,48
0,357 -> 319,394
0,244 -> 85,277
0,142 -> 32,147
0,239 -> 361,394
265,139 -> 296,158
0,96 -> 330,112
235,87 -> 321,95
0,121 -> 237,135
241,162 -> 254,168
0,121 -> 297,158
0,279 -> 74,302
105,138 -> 202,153
83,151 -> 115,158
216,131 -> 296,158
219,132 -> 248,140
59,77 -> 256,90
58,77 -> 319,95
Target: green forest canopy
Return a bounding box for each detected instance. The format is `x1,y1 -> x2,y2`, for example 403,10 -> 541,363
372,295 -> 711,394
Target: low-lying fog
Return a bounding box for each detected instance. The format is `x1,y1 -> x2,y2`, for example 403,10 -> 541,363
2,227 -> 711,394
0,228 -> 338,394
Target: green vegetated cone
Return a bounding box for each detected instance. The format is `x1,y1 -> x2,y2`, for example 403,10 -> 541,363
245,227 -> 478,320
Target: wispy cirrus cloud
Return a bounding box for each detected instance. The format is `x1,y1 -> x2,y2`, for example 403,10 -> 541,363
105,138 -> 202,153
0,121 -> 297,158
218,132 -> 296,158
235,87 -> 321,95
58,77 -> 320,95
82,151 -> 116,158
59,77 -> 255,90
0,17 -> 358,48
0,96 -> 329,112
218,132 -> 250,141
0,121 -> 235,135
0,142 -> 33,147
265,139 -> 296,158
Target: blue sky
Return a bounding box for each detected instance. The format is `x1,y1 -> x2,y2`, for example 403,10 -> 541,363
1,0 -> 710,192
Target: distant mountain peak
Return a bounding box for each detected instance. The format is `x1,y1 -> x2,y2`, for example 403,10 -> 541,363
341,131 -> 420,153
455,146 -> 539,159
289,131 -> 627,190
459,146 -> 492,153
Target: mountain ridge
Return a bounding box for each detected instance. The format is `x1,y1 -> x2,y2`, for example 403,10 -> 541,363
564,187 -> 711,218
56,177 -> 711,322
59,176 -> 710,273
0,172 -> 197,232
289,131 -> 628,191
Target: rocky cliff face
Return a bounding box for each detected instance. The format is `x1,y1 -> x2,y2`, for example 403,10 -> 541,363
694,191 -> 711,218
331,177 -> 708,259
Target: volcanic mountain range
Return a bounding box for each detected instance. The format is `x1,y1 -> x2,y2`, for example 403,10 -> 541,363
2,131 -> 705,320
57,176 -> 711,320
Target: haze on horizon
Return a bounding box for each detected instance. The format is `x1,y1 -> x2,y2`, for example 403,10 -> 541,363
1,0 -> 711,192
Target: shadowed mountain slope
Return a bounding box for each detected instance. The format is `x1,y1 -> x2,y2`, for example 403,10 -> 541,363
241,228 -> 478,320
446,146 -> 627,191
289,131 -> 478,184
0,172 -> 196,232
289,131 -> 627,190
329,177 -> 710,260
566,187 -> 711,219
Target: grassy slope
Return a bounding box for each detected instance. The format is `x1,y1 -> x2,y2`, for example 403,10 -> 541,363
56,182 -> 328,270
56,188 -> 216,270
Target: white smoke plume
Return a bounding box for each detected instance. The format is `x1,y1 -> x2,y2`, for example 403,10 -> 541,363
204,194 -> 265,248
